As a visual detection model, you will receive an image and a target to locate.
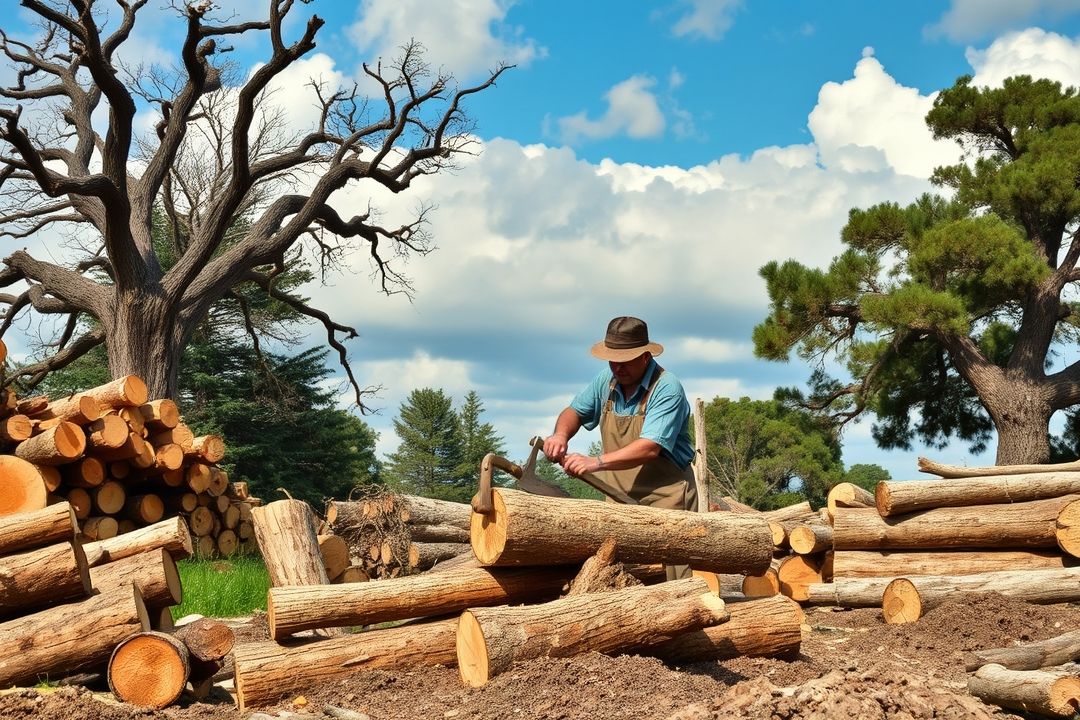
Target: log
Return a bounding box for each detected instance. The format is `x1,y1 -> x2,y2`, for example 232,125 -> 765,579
878,472 -> 1080,517
268,565 -> 576,639
92,480 -> 126,515
0,501 -> 76,553
410,541 -> 471,570
124,494 -> 165,524
456,576 -> 729,687
13,420 -> 85,466
174,617 -> 235,661
805,579 -> 892,607
409,523 -> 471,543
186,462 -> 212,493
150,443 -> 184,472
398,494 -> 472,528
0,457 -> 53,516
742,568 -> 781,597
826,482 -> 874,519
965,628 -> 1080,672
788,523 -> 833,555
318,534 -> 350,581
470,488 -> 773,574
108,461 -> 130,480
252,499 -> 333,587
879,567 -> 1080,624
0,584 -> 149,687
832,549 -> 1075,578
82,516 -> 194,566
89,547 -> 182,609
86,414 -> 130,450
92,431 -> 145,461
334,566 -> 370,583
36,464 -> 61,492
566,539 -> 642,595
148,424 -> 194,451
0,540 -> 91,617
108,630 -> 189,709
967,664 -> 1080,719
0,414 -> 31,443
919,456 -> 1080,478
81,516 -> 119,541
189,506 -> 214,536
646,595 -> 804,663
29,394 -> 99,424
206,466 -> 228,497
78,375 -> 148,409
190,434 -> 225,463
66,487 -> 91,519
831,495 -> 1079,550
233,618 -> 458,711
63,456 -> 106,488
139,399 -> 179,431
216,529 -> 238,556
777,553 -> 830,602
761,501 -> 814,522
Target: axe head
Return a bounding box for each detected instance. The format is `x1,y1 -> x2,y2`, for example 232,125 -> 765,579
514,436 -> 571,498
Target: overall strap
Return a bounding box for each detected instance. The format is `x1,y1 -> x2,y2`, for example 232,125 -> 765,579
637,365 -> 665,415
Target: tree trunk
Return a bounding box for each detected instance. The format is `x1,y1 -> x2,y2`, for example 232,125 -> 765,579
645,595 -> 803,663
965,628 -> 1080,672
234,619 -> 459,711
989,391 -> 1053,465
106,299 -> 182,401
876,472 -> 1080,516
832,549 -> 1072,578
0,502 -> 76,554
0,540 -> 90,617
968,664 -> 1080,719
107,631 -> 189,709
456,577 -> 729,687
268,565 -> 575,639
89,548 -> 181,609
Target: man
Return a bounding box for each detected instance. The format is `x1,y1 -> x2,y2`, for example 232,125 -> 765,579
544,315 -> 698,522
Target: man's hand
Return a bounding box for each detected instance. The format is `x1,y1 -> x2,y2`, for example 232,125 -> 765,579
562,452 -> 603,478
543,434 -> 570,462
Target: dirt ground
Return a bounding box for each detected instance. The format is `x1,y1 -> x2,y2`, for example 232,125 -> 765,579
3,592 -> 1078,720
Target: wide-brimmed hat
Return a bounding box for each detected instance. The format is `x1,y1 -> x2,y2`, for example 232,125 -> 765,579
590,316 -> 664,362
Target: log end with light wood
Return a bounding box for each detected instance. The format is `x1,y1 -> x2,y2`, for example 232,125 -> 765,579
1056,499 -> 1080,558
16,420 -> 86,465
788,523 -> 833,555
108,631 -> 189,709
967,663 -> 1080,719
742,568 -> 780,597
0,455 -> 49,515
826,482 -> 875,516
777,554 -> 828,602
191,434 -> 225,463
881,578 -> 922,625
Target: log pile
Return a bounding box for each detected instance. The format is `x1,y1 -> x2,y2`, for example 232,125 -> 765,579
233,489 -> 796,710
0,374 -> 260,558
0,502 -> 194,689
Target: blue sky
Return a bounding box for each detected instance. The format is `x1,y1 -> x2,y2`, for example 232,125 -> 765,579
8,0 -> 1080,482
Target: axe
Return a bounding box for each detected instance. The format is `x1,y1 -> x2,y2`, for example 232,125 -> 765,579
471,436 -> 638,513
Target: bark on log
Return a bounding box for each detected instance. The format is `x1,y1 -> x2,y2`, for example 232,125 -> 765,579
646,595 -> 804,663
762,501 -> 815,522
0,540 -> 90,616
0,584 -> 149,687
832,549 -> 1074,578
233,619 -> 458,711
30,395 -> 100,425
471,488 -> 773,574
831,495 -> 1079,550
89,548 -> 182,609
919,456 -> 1080,478
82,516 -> 194,566
456,576 -> 729,687
0,501 -> 76,553
13,421 -> 85,466
108,630 -> 189,709
85,414 -> 129,450
967,664 -> 1080,719
268,565 -> 575,639
565,538 -> 641,596
78,375 -> 148,409
788,523 -> 834,555
252,499 -> 331,587
965,628 -> 1080,672
174,617 -> 235,662
805,579 -> 892,607
879,567 -> 1080,623
409,523 -> 471,543
877,472 -> 1080,517
410,542 -> 471,570
139,400 -> 179,431
399,495 -> 473,528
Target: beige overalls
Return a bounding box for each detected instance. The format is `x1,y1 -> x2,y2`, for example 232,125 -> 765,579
599,367 -> 698,579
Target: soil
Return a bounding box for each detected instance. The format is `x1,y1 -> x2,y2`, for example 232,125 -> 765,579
2,593 -> 1078,720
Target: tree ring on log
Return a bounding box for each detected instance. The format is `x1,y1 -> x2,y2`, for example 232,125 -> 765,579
882,578 -> 922,624
469,491 -> 509,564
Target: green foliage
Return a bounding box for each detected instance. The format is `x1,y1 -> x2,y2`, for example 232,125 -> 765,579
171,556 -> 270,619
384,388 -> 466,501
179,338 -> 380,508
703,397 -> 843,509
753,74 -> 1080,461
843,463 -> 891,493
533,455 -> 604,500
455,390 -> 506,484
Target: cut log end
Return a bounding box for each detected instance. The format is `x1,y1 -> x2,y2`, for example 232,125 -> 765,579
108,631 -> 189,709
0,455 -> 49,515
1056,500 -> 1080,558
874,481 -> 891,516
456,610 -> 490,688
742,569 -> 780,597
882,578 -> 923,625
469,493 -> 508,565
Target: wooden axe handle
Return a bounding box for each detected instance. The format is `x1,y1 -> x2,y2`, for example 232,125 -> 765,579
471,453 -> 522,514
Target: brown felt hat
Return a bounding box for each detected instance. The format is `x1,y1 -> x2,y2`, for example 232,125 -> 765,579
590,316 -> 664,362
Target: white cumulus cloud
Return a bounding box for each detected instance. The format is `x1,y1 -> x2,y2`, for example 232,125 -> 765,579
553,75 -> 666,144
926,0 -> 1080,42
968,28 -> 1080,87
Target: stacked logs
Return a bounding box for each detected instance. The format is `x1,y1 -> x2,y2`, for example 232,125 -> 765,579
233,489 -> 800,711
0,503 -> 194,689
324,490 -> 473,580
0,374 -> 260,558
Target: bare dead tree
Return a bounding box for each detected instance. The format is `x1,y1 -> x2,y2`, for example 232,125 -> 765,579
0,0 -> 509,409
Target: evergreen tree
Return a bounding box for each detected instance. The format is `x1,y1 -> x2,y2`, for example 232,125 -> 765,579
843,464 -> 891,493
385,388 -> 465,501
454,390 -> 506,486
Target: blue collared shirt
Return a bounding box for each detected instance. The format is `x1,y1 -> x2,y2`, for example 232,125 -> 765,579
569,358 -> 695,469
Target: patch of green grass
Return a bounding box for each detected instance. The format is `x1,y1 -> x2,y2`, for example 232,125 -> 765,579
171,554 -> 270,619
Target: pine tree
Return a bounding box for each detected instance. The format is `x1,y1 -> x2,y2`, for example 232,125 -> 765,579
454,390 -> 506,488
385,389 -> 465,501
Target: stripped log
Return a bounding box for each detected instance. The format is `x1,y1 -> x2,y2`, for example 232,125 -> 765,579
878,567 -> 1080,624
919,456 -> 1080,478
0,584 -> 149,687
877,472 -> 1080,517
14,421 -> 85,466
233,619 -> 458,711
82,516 -> 193,566
456,577 -> 729,687
0,502 -> 76,553
832,549 -> 1074,578
470,488 -> 773,574
805,579 -> 892,607
0,540 -> 90,616
967,664 -> 1080,719
646,595 -> 804,663
252,499 -> 330,587
788,523 -> 833,555
965,628 -> 1080,672
89,548 -> 182,609
108,631 -> 189,709
832,495 -> 1079,550
268,565 -> 575,639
